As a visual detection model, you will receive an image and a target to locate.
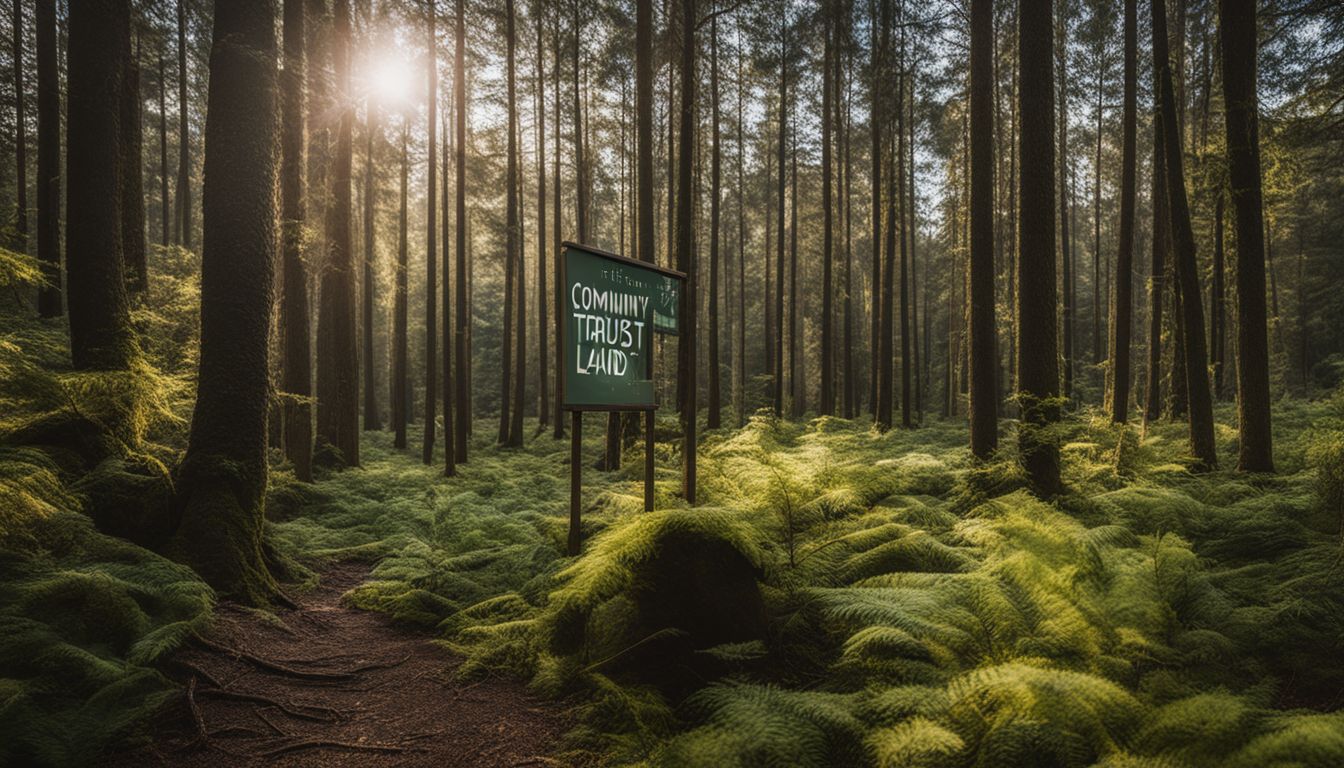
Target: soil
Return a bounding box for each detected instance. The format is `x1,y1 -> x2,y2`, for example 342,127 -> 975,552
103,562 -> 569,767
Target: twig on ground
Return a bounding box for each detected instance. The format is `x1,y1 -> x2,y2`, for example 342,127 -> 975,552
256,738 -> 425,758
194,687 -> 344,721
186,676 -> 208,746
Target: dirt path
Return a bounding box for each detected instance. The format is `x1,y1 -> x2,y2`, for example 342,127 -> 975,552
106,562 -> 568,767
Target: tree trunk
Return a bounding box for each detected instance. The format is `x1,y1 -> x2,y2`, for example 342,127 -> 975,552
1110,0 -> 1136,424
281,0 -> 312,479
738,17 -> 748,425
677,0 -> 697,502
172,0 -> 281,605
537,4 -> 550,430
120,34 -> 145,293
1015,0 -> 1060,497
362,105 -> 381,431
315,0 -> 360,468
1219,0 -> 1272,472
1057,15 -> 1072,403
67,0 -> 134,372
868,0 -> 881,419
897,20 -> 910,430
968,0 -> 996,459
708,10 -> 722,429
421,0 -> 438,465
775,19 -> 786,418
176,0 -> 191,248
842,37 -> 855,420
1212,190 -> 1225,397
158,51 -> 170,248
1153,0 -> 1217,470
551,6 -> 565,440
35,0 -> 60,317
393,126 -> 408,448
12,0 -> 26,253
454,0 -> 471,457
1144,86 -> 1167,424
506,0 -> 526,449
820,3 -> 834,417
789,129 -> 801,417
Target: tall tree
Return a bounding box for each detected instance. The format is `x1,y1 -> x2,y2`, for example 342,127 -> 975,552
707,8 -> 722,428
423,0 -> 438,465
868,0 -> 881,418
1057,8 -> 1073,402
455,0 -> 470,458
1153,0 -> 1216,469
841,14 -> 855,420
392,124 -> 408,448
498,0 -> 517,447
159,51 -> 169,247
362,83 -> 381,431
1016,0 -> 1060,497
775,10 -> 787,418
281,0 -> 313,480
820,1 -> 834,417
897,13 -> 910,429
1144,88 -> 1167,424
536,0 -> 549,430
66,0 -> 135,371
35,0 -> 60,317
1109,0 -> 1136,424
11,0 -> 26,253
172,0 -> 281,605
121,35 -> 146,293
551,3 -> 564,441
505,0 -> 525,448
176,0 -> 192,248
677,0 -> 697,502
968,0 -> 996,459
316,0 -> 361,468
1219,0 -> 1272,472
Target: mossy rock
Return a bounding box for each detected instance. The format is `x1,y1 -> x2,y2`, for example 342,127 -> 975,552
73,456 -> 174,548
618,529 -> 767,696
7,412 -> 119,475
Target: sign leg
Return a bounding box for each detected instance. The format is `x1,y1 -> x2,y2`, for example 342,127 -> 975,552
644,410 -> 655,512
568,410 -> 582,555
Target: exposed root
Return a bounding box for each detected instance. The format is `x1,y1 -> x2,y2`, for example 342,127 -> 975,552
186,676 -> 208,747
192,634 -> 354,681
255,737 -> 425,758
194,688 -> 344,722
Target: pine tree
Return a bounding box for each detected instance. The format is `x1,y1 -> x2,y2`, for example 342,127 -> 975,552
172,0 -> 281,605
1153,0 -> 1217,470
506,0 -> 526,449
1220,0 -> 1273,472
35,0 -> 60,317
677,0 -> 698,502
1109,0 -> 1136,424
316,0 -> 361,468
455,0 -> 471,458
820,0 -> 834,417
175,0 -> 192,248
66,0 -> 135,372
361,66 -> 381,432
422,0 -> 439,465
1015,0 -> 1060,497
281,0 -> 313,480
392,124 -> 409,449
968,0 -> 996,459
120,34 -> 146,293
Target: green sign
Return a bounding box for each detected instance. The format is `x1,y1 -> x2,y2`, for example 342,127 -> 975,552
562,243 -> 683,410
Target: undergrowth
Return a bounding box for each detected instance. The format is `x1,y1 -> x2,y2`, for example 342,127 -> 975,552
3,243 -> 1343,766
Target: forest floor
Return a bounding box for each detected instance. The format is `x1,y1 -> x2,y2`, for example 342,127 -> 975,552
104,560 -> 566,767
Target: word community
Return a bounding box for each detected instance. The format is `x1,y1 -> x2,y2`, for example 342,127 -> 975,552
571,279 -> 649,377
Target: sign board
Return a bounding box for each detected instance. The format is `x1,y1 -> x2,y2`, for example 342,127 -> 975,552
561,242 -> 684,410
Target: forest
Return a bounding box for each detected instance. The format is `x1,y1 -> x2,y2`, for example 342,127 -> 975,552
1,0 -> 1343,765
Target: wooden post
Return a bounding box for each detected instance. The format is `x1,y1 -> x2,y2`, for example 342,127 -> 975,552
568,409 -> 582,555
644,409 -> 655,511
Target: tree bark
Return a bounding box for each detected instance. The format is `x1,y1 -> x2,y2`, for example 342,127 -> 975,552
505,0 -> 525,448
455,0 -> 471,457
537,3 -> 550,430
120,34 -> 146,293
1219,0 -> 1272,472
775,17 -> 787,418
172,0 -> 281,605
1152,0 -> 1217,470
677,0 -> 697,502
67,0 -> 135,372
820,2 -> 834,417
968,0 -> 996,458
12,0 -> 26,252
361,102 -> 381,431
281,0 -> 313,479
422,0 -> 438,465
35,0 -> 60,317
1109,0 -> 1136,424
316,0 -> 361,468
1015,0 -> 1060,497
176,0 -> 192,248
393,126 -> 408,448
